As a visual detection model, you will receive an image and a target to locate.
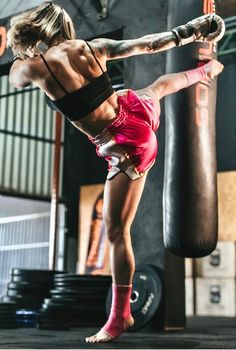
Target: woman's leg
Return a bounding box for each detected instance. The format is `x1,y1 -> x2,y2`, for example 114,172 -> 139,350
85,171 -> 147,343
104,171 -> 147,285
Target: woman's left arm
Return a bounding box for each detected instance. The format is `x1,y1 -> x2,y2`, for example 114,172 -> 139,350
9,59 -> 33,88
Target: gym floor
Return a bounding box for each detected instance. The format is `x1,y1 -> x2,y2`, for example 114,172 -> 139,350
0,317 -> 235,349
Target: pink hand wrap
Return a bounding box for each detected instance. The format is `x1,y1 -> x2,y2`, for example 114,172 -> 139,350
184,63 -> 209,87
103,284 -> 132,338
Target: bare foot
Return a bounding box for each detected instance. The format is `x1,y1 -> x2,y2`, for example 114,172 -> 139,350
85,316 -> 134,343
85,329 -> 113,343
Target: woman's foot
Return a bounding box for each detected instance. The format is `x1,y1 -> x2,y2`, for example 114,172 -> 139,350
85,315 -> 134,343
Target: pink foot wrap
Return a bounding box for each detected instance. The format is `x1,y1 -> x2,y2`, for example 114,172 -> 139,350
184,62 -> 209,86
103,284 -> 132,338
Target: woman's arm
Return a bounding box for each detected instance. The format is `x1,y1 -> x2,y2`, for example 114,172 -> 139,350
91,14 -> 225,60
9,59 -> 33,88
153,59 -> 224,100
91,32 -> 177,60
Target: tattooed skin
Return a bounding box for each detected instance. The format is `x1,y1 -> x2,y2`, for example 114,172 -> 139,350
92,32 -> 177,60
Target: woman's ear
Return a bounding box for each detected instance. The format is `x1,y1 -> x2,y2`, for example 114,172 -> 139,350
37,41 -> 48,52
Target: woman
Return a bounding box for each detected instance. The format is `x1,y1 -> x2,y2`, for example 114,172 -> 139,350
8,2 -> 224,343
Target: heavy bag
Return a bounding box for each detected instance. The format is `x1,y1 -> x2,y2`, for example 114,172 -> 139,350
163,0 -> 218,257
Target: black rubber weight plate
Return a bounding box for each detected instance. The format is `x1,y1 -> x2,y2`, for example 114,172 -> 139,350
11,275 -> 55,284
11,268 -> 63,276
7,282 -> 52,290
54,275 -> 111,285
0,302 -> 17,309
43,298 -> 75,306
0,311 -> 16,317
0,323 -> 17,328
6,289 -> 48,298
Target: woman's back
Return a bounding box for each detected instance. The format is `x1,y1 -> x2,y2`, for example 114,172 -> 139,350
32,39 -> 108,100
29,39 -> 118,136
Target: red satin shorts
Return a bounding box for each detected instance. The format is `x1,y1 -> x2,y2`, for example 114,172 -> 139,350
89,89 -> 160,180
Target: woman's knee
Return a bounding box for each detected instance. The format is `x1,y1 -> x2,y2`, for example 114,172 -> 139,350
105,219 -> 130,243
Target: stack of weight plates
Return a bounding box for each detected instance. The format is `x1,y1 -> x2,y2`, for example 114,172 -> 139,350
0,302 -> 17,329
106,265 -> 163,331
2,268 -> 63,327
38,274 -> 112,329
37,297 -> 73,330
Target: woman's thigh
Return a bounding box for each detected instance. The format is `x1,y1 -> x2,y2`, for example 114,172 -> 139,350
103,172 -> 147,231
135,86 -> 161,115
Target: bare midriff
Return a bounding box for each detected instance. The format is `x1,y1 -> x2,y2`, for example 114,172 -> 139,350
70,91 -> 120,137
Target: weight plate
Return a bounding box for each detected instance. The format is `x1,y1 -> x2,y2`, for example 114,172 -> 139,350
43,298 -> 75,306
0,302 -> 17,309
11,268 -> 59,276
0,311 -> 16,317
0,317 -> 16,323
54,280 -> 109,289
7,290 -> 49,298
106,265 -> 163,331
49,291 -> 106,304
40,304 -> 71,312
1,296 -> 18,303
3,295 -> 42,309
51,286 -> 107,294
7,282 -> 52,291
38,312 -> 68,320
54,274 -> 111,284
6,289 -> 47,298
0,321 -> 17,325
47,294 -> 76,301
0,318 -> 17,323
0,324 -> 17,329
11,275 -> 54,284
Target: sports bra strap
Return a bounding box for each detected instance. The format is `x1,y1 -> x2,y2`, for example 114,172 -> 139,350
40,53 -> 68,94
85,41 -> 104,74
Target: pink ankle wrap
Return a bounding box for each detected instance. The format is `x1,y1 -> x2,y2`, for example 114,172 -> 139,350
184,63 -> 208,87
103,284 -> 132,338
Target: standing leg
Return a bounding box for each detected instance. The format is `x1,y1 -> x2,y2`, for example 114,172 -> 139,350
85,172 -> 147,343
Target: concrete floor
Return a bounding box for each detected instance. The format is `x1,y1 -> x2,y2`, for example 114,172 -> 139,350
0,317 -> 235,349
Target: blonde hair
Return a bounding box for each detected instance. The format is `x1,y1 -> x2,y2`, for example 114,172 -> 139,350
7,1 -> 76,59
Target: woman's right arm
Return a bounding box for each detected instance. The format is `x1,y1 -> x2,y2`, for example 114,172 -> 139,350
9,59 -> 33,88
91,32 -> 177,60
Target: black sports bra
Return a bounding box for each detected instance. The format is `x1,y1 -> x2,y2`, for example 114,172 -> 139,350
42,41 -> 114,121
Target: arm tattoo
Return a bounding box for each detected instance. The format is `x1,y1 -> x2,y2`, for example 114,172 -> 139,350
94,32 -> 177,60
144,33 -> 177,52
97,39 -> 139,58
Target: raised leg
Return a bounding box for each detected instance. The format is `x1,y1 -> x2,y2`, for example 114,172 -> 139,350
85,172 -> 147,343
136,59 -> 224,102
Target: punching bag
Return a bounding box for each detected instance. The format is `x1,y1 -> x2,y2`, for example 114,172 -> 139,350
163,0 -> 218,258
